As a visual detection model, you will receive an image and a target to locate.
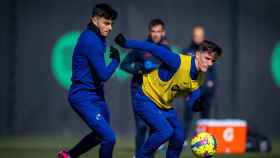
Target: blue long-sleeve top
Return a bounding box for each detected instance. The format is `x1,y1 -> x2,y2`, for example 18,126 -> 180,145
123,39 -> 201,108
68,24 -> 119,102
120,40 -> 169,97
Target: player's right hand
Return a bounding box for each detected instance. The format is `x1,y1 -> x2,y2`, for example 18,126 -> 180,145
109,46 -> 120,62
114,33 -> 126,47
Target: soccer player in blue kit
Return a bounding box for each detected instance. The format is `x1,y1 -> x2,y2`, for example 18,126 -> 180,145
115,34 -> 222,158
58,3 -> 120,158
120,19 -> 170,155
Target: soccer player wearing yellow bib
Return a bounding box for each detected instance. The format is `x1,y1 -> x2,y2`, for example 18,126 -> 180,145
115,34 -> 222,158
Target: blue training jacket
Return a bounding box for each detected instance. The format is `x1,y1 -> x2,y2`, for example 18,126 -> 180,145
68,24 -> 119,103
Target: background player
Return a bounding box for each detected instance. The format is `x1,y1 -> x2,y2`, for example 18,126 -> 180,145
183,25 -> 217,145
58,3 -> 120,158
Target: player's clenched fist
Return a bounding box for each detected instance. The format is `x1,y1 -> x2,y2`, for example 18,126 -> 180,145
109,46 -> 120,62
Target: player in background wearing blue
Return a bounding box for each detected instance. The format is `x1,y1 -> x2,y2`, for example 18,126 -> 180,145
58,3 -> 119,158
183,26 -> 217,146
115,34 -> 222,158
120,19 -> 170,155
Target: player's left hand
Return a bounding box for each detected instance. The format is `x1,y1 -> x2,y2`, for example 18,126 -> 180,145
192,99 -> 205,112
109,46 -> 120,62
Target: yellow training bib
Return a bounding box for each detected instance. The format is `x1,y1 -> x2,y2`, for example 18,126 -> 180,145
142,54 -> 204,109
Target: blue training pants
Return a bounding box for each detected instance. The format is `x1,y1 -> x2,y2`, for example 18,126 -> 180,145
133,89 -> 185,158
70,99 -> 116,158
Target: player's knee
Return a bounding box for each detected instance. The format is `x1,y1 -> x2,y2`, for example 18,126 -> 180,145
169,129 -> 185,149
103,133 -> 116,146
174,131 -> 185,145
161,125 -> 173,140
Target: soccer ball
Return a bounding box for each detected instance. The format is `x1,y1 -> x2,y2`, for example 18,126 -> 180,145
191,132 -> 217,158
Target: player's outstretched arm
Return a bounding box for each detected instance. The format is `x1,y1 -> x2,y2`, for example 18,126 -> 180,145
85,40 -> 120,81
115,33 -> 180,72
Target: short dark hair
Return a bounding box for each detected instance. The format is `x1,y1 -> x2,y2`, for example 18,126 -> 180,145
92,3 -> 118,20
197,40 -> 222,57
148,18 -> 165,30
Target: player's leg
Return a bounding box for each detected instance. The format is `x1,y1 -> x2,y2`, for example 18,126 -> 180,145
133,98 -> 173,158
68,100 -> 116,158
68,131 -> 100,158
134,110 -> 148,152
95,101 -> 116,158
67,101 -> 105,158
133,98 -> 148,153
165,109 -> 185,158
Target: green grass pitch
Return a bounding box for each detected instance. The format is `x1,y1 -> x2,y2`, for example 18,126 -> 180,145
0,136 -> 279,158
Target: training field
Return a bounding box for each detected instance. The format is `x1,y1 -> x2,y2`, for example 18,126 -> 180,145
0,136 -> 279,158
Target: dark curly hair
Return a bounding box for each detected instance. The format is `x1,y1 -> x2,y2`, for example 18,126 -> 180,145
197,40 -> 222,57
92,3 -> 118,20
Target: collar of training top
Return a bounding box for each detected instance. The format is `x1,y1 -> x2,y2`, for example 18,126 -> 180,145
87,22 -> 106,41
